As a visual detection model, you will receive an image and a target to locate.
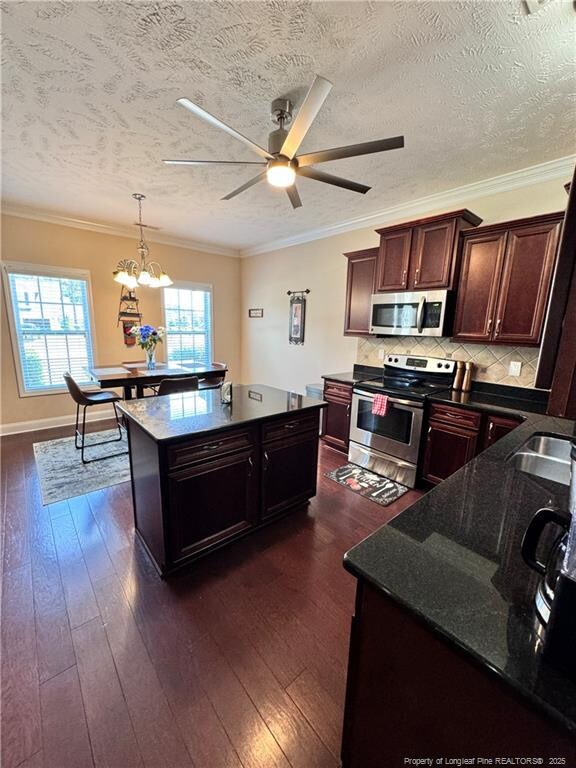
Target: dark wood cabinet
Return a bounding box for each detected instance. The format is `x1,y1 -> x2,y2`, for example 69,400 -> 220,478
452,231 -> 507,342
453,212 -> 563,346
261,430 -> 319,520
125,405 -> 325,575
342,579 -> 576,767
373,229 -> 411,291
321,380 -> 353,453
421,419 -> 479,485
168,446 -> 258,563
420,403 -> 522,485
343,248 -> 377,335
374,209 -> 481,293
483,414 -> 521,449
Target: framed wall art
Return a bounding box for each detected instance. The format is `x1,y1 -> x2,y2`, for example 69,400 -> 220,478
288,289 -> 309,345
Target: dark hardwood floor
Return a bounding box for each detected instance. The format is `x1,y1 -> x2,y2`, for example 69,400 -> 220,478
1,422 -> 421,768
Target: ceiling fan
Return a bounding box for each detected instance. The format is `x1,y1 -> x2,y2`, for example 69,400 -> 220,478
163,75 -> 404,209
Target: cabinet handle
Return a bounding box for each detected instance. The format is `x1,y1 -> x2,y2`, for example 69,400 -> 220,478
427,426 -> 432,437
443,411 -> 463,420
495,318 -> 502,336
414,268 -> 420,285
247,456 -> 253,476
263,451 -> 269,470
204,442 -> 222,451
487,318 -> 493,334
283,423 -> 296,430
488,422 -> 494,441
402,269 -> 407,284
346,403 -> 351,417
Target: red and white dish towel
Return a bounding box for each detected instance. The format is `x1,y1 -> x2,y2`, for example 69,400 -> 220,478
372,394 -> 389,416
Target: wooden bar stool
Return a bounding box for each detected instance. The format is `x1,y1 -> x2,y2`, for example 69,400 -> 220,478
63,373 -> 128,464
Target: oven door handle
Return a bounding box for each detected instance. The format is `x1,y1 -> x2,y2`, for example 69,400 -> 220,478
354,392 -> 423,409
416,295 -> 426,334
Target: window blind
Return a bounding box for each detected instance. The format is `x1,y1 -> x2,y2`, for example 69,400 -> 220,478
163,285 -> 213,368
6,270 -> 95,393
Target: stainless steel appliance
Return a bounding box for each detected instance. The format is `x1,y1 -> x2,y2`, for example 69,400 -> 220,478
370,289 -> 453,337
349,354 -> 456,487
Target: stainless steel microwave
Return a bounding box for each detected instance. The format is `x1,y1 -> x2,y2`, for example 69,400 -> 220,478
370,289 -> 453,337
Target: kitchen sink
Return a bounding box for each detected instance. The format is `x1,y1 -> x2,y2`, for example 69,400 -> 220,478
506,434 -> 572,486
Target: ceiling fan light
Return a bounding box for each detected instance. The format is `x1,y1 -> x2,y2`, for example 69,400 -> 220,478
125,274 -> 138,290
267,161 -> 296,188
148,276 -> 161,288
159,272 -> 173,287
113,269 -> 129,285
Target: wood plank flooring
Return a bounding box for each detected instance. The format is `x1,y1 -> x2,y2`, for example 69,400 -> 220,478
1,422 -> 421,768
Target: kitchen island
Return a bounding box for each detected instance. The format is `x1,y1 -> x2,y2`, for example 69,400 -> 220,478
118,385 -> 326,575
342,404 -> 576,766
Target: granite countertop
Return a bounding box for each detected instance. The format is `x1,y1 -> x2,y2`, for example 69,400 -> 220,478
322,365 -> 381,386
118,384 -> 326,442
344,409 -> 576,733
430,382 -> 549,416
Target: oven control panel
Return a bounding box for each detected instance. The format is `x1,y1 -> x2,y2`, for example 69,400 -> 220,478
385,355 -> 456,374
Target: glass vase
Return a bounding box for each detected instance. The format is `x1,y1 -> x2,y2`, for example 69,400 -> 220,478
145,346 -> 156,370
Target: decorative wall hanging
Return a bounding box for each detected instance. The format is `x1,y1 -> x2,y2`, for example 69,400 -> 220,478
248,308 -> 264,318
117,288 -> 142,346
287,289 -> 309,345
112,193 -> 173,289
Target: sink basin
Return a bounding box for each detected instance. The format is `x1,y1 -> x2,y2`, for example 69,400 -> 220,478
506,434 -> 572,486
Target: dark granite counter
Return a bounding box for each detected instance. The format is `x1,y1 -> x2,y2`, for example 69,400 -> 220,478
344,410 -> 576,733
430,381 -> 549,416
321,364 -> 381,386
118,384 -> 326,442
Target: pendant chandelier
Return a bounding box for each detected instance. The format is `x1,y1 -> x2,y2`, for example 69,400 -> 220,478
112,193 -> 173,289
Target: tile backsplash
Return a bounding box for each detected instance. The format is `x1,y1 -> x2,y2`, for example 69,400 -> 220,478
356,337 -> 542,389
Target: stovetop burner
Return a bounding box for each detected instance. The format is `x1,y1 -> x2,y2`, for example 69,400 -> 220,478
354,354 -> 456,401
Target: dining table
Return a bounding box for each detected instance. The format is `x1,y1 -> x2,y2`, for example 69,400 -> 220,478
87,363 -> 227,400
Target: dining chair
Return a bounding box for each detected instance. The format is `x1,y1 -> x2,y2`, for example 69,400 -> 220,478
198,362 -> 227,390
157,376 -> 199,396
63,373 -> 128,464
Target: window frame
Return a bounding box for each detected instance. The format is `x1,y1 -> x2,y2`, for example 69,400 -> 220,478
161,281 -> 214,370
1,261 -> 98,397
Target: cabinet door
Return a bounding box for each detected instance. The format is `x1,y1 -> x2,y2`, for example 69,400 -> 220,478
452,232 -> 507,342
321,395 -> 351,452
167,448 -> 258,563
421,420 -> 478,485
411,219 -> 456,289
493,221 -> 561,346
262,431 -> 319,520
483,414 -> 521,449
344,250 -> 377,335
374,229 -> 412,292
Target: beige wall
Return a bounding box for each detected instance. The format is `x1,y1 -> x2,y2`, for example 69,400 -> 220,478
240,178 -> 569,394
1,214 -> 241,429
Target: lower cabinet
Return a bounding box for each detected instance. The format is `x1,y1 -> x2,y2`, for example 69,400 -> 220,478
420,404 -> 521,485
321,379 -> 353,453
262,429 -> 319,520
168,447 -> 259,564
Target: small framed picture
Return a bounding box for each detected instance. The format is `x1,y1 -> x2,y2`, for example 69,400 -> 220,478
289,295 -> 306,345
249,308 -> 263,318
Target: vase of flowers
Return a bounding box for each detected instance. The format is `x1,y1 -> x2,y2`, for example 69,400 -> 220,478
129,324 -> 165,369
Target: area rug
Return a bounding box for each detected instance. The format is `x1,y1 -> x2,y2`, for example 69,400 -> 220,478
325,463 -> 409,507
33,429 -> 130,505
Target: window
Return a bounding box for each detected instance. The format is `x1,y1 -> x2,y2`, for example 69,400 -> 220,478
163,284 -> 213,368
2,263 -> 95,395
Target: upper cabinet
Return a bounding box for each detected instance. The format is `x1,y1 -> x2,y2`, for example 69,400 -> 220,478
374,210 -> 482,293
343,248 -> 377,336
453,213 -> 564,346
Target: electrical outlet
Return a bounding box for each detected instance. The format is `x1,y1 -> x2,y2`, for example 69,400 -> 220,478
378,349 -> 385,361
509,361 -> 522,377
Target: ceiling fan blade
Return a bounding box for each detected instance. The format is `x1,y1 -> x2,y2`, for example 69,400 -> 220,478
297,136 -> 404,167
280,75 -> 333,159
177,98 -> 273,160
286,185 -> 302,209
297,167 -> 370,194
163,159 -> 266,166
222,171 -> 267,201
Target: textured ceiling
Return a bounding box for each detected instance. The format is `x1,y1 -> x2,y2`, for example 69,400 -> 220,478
2,0 -> 575,251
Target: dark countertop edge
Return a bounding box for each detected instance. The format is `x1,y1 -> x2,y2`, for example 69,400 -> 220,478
321,365 -> 382,384
343,554 -> 576,735
117,399 -> 327,445
428,392 -> 547,417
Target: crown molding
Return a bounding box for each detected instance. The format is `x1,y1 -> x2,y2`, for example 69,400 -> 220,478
0,203 -> 241,258
240,154 -> 575,257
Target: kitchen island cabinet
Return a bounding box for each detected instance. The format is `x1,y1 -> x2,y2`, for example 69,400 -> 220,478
119,385 -> 326,575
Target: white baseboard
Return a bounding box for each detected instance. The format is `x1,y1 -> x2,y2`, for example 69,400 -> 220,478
0,405 -> 116,436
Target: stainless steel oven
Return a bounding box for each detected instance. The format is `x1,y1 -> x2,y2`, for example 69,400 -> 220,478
349,389 -> 424,487
370,289 -> 452,336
